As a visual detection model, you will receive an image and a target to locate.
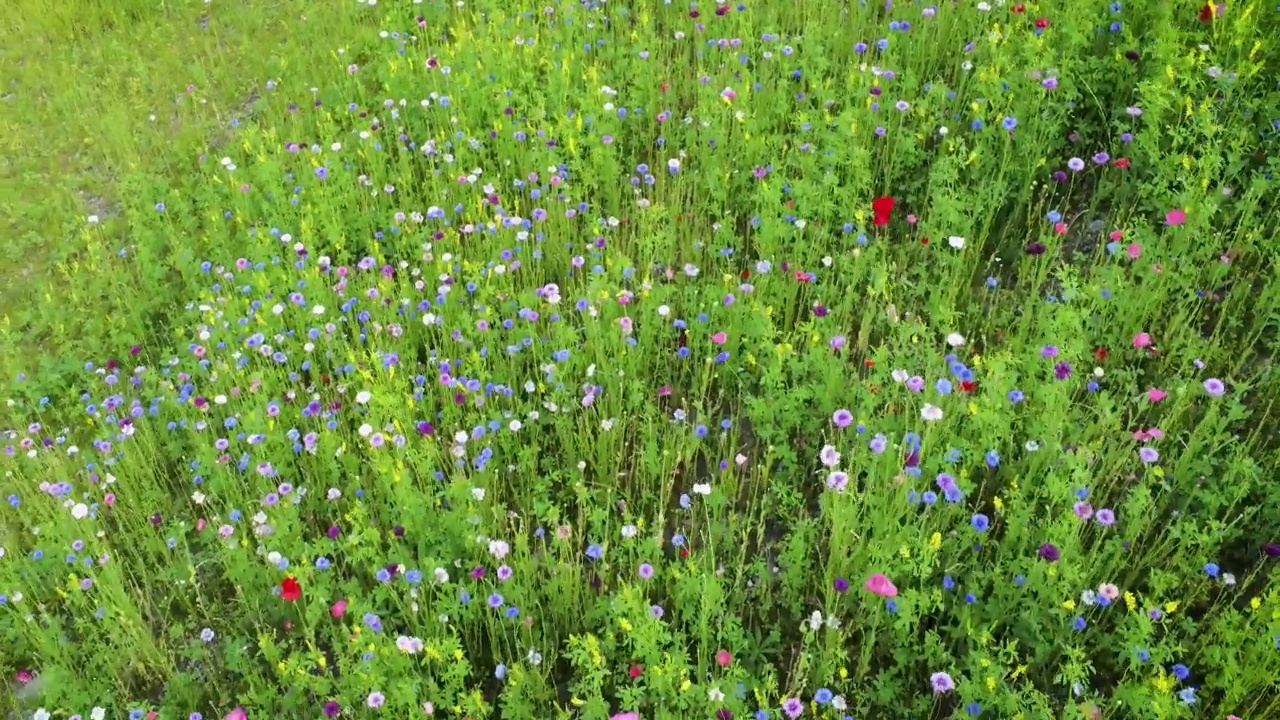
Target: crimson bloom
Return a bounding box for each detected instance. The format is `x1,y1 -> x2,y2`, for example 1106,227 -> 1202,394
871,196 -> 895,226
280,576 -> 302,601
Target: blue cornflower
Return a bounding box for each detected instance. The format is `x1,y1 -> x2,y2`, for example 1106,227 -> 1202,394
1203,563 -> 1220,578
971,513 -> 990,532
585,544 -> 603,560
814,688 -> 834,704
1171,663 -> 1190,681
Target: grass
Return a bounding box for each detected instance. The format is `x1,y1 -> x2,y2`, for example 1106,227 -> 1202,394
2,0 -> 1280,718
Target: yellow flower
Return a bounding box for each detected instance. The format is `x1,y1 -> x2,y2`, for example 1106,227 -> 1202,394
929,532 -> 942,551
1164,601 -> 1179,615
618,618 -> 633,633
570,697 -> 585,707
986,676 -> 996,691
1062,599 -> 1076,610
839,667 -> 848,680
899,546 -> 911,559
993,497 -> 1004,513
1250,597 -> 1261,610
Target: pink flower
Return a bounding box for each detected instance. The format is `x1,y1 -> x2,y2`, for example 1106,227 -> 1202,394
1132,333 -> 1152,349
715,649 -> 733,666
610,714 -> 640,720
1146,388 -> 1167,403
1165,208 -> 1186,225
14,670 -> 32,684
1126,243 -> 1141,259
196,518 -> 207,532
1054,222 -> 1068,235
331,599 -> 348,618
864,573 -> 898,597
104,493 -> 116,506
224,708 -> 248,720
1108,230 -> 1124,241
711,331 -> 727,345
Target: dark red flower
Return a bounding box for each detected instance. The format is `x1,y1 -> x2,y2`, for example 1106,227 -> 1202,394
871,196 -> 895,226
281,576 -> 302,601
1094,346 -> 1109,361
960,380 -> 977,393
679,547 -> 690,559
1114,157 -> 1130,169
1034,17 -> 1049,28
629,664 -> 643,678
1198,2 -> 1214,21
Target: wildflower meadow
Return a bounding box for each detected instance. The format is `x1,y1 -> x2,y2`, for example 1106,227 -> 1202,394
4,0 -> 1280,718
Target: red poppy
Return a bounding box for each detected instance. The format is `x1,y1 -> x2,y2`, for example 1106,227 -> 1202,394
678,547 -> 690,559
871,196 -> 895,226
864,359 -> 874,368
960,380 -> 978,393
740,269 -> 750,279
920,237 -> 929,245
1198,2 -> 1215,21
660,82 -> 670,93
1114,157 -> 1130,169
1094,346 -> 1109,361
281,576 -> 301,601
1034,17 -> 1050,28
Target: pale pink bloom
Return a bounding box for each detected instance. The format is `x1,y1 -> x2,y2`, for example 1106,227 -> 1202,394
196,518 -> 207,532
224,708 -> 248,720
610,714 -> 640,720
864,573 -> 898,597
1132,333 -> 1152,349
711,331 -> 727,345
1126,243 -> 1141,259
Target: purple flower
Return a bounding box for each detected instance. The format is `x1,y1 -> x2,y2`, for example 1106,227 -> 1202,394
323,702 -> 341,717
930,671 -> 956,693
1096,508 -> 1116,526
1053,361 -> 1073,380
832,409 -> 853,428
1203,378 -> 1225,397
782,697 -> 804,718
833,577 -> 849,593
1039,543 -> 1060,562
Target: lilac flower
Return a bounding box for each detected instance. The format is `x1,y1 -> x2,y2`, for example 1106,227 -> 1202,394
930,671 -> 956,693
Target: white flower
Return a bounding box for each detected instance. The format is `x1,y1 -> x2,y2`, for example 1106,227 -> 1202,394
938,126 -> 949,136
945,333 -> 966,347
819,445 -> 841,468
91,709 -> 106,720
891,368 -> 910,383
692,483 -> 711,496
1222,572 -> 1236,586
357,423 -> 373,437
1025,440 -> 1040,451
434,567 -> 450,583
708,687 -> 725,702
621,524 -> 637,538
508,420 -> 522,432
471,487 -> 486,501
808,610 -> 824,630
832,696 -> 847,711
71,503 -> 89,519
356,390 -> 373,404
921,404 -> 944,421
34,710 -> 50,720
192,491 -> 206,505
948,235 -> 965,249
